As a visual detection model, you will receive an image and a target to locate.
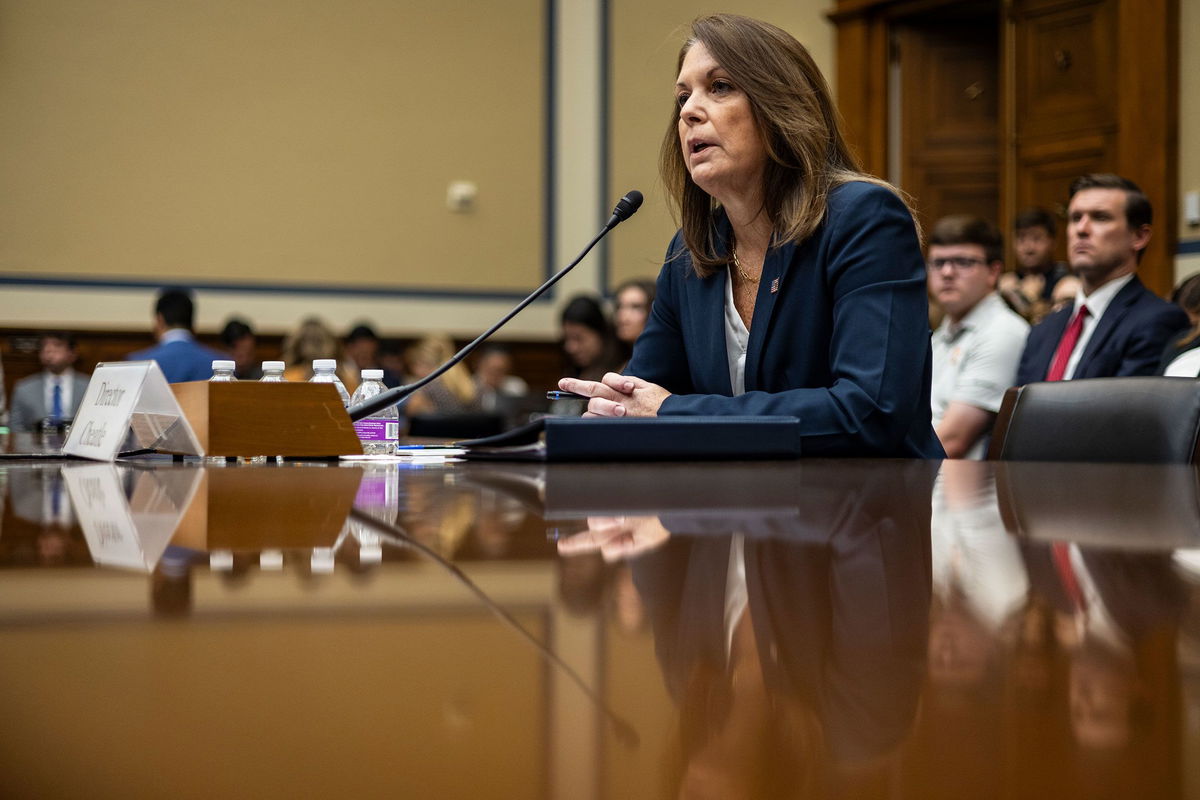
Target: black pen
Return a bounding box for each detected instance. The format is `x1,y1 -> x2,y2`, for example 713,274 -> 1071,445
546,390 -> 588,400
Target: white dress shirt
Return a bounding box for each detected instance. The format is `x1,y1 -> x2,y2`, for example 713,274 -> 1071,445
1164,348 -> 1200,377
723,271 -> 750,396
1063,273 -> 1134,380
722,271 -> 751,660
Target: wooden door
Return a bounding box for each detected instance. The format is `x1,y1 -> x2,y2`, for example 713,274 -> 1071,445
897,19 -> 1001,232
1008,0 -> 1116,259
830,0 -> 1178,294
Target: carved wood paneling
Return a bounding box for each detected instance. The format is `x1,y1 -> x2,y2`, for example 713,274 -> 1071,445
899,21 -> 1000,230
830,0 -> 1178,294
835,16 -> 891,176
1014,0 -> 1116,139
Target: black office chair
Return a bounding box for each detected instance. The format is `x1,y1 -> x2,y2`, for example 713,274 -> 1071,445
988,377 -> 1200,463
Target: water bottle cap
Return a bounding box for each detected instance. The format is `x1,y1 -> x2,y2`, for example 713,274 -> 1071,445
262,360 -> 285,371
361,369 -> 384,380
211,360 -> 235,370
312,359 -> 337,370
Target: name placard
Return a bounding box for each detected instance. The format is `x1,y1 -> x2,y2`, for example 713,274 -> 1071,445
63,361 -> 203,461
64,464 -> 203,571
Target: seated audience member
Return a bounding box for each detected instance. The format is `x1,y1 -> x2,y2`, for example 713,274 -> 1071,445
1159,273 -> 1200,376
404,334 -> 480,415
378,338 -> 407,381
927,216 -> 1030,459
9,333 -> 92,432
343,323 -> 400,388
1017,174 -> 1189,384
281,317 -> 354,385
127,289 -> 225,383
560,294 -> 623,382
999,208 -> 1071,320
473,345 -> 529,428
612,278 -> 657,365
219,317 -> 261,380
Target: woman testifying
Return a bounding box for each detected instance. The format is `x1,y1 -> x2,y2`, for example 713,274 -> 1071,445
559,15 -> 943,458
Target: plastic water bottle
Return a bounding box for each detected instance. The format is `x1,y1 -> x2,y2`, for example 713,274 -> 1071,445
250,361 -> 289,463
349,369 -> 399,454
309,359 -> 351,406
206,361 -> 240,463
260,361 -> 286,382
210,360 -> 238,381
350,462 -> 399,562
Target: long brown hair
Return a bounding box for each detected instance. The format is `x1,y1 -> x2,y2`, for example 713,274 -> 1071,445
1172,272 -> 1200,348
659,14 -> 909,276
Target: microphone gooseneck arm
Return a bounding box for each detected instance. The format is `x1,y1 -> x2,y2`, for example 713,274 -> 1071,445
347,190 -> 644,422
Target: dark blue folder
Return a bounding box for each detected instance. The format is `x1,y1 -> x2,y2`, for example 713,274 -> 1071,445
459,416 -> 802,461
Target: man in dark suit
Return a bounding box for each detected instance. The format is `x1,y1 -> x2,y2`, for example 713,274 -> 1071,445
1016,174 -> 1188,384
8,332 -> 92,432
127,289 -> 224,383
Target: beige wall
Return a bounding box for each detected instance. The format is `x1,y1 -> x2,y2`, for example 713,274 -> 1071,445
0,0 -> 544,291
1,0 -> 1196,335
607,1 -> 834,290
0,0 -> 560,339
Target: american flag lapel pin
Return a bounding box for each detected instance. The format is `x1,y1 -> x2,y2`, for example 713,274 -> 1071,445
770,277 -> 780,294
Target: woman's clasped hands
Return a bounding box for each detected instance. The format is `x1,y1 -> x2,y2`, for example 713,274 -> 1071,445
557,372 -> 671,418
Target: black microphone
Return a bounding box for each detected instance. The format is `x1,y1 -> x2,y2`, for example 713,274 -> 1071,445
348,190 -> 644,422
606,189 -> 643,227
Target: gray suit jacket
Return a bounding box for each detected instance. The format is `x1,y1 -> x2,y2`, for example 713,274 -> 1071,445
9,371 -> 91,432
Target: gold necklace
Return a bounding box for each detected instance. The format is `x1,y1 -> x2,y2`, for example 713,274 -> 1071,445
731,242 -> 759,284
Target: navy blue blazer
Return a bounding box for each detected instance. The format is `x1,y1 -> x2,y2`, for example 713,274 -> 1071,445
626,181 -> 944,458
128,334 -> 225,383
1016,275 -> 1189,385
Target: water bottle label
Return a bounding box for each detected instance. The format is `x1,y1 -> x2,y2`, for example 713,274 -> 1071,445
355,476 -> 390,507
353,419 -> 400,442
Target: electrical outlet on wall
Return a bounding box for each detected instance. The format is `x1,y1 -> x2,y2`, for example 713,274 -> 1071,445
447,181 -> 478,213
1184,191 -> 1200,228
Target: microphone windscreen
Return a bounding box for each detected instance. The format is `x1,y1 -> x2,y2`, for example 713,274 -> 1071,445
611,190 -> 644,222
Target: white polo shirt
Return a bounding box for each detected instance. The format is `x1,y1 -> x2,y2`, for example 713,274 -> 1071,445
931,292 -> 1030,458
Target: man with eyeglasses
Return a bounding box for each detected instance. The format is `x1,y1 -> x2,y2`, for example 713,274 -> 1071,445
928,216 -> 1030,458
1016,174 -> 1188,385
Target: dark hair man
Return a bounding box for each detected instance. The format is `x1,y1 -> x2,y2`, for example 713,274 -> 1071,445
220,318 -> 260,380
343,323 -> 400,388
1016,174 -> 1189,384
127,289 -> 225,383
9,333 -> 92,432
927,216 -> 1030,458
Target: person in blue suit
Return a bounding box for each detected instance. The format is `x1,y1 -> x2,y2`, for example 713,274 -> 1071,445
1016,174 -> 1189,385
127,289 -> 225,383
558,14 -> 943,458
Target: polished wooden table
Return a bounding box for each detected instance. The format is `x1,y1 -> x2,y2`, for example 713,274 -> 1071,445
1,446 -> 1198,799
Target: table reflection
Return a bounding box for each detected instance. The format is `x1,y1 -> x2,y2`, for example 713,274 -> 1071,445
547,460 -> 935,797
915,460 -> 1191,799
0,457 -> 1197,799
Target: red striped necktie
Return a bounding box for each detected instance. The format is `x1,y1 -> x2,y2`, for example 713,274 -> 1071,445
1045,304 -> 1089,382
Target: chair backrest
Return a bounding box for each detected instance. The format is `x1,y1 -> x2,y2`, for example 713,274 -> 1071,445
988,377 -> 1200,463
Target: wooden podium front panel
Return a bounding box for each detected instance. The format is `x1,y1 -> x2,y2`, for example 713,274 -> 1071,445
171,467 -> 363,551
171,382 -> 363,457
